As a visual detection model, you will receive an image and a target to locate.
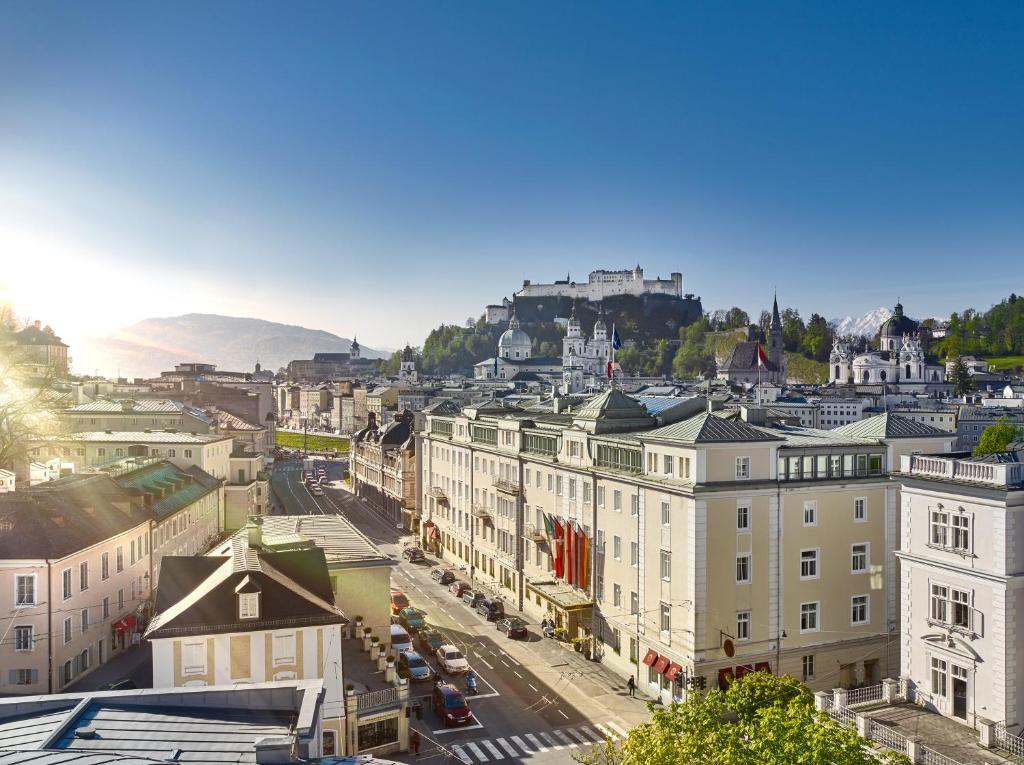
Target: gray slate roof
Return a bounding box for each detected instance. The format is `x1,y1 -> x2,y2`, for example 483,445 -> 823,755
645,412 -> 783,444
833,412 -> 951,440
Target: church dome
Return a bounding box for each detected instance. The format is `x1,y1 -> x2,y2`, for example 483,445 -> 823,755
498,326 -> 532,349
878,302 -> 919,348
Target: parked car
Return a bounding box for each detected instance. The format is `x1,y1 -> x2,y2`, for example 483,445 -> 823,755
390,624 -> 413,653
448,580 -> 470,598
435,644 -> 470,674
390,591 -> 410,614
431,568 -> 456,585
398,607 -> 427,632
496,616 -> 529,639
476,597 -> 505,621
432,683 -> 473,727
402,546 -> 425,562
461,590 -> 484,608
396,650 -> 433,682
417,628 -> 447,655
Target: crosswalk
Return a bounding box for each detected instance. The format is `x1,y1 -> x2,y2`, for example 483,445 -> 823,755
446,721 -> 628,763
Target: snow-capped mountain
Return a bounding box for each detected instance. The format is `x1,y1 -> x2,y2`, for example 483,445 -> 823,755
829,307 -> 891,338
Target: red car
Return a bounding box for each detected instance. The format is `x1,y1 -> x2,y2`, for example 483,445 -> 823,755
448,581 -> 470,598
390,591 -> 410,614
433,683 -> 473,726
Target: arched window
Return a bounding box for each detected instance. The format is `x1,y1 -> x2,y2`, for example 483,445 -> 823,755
835,365 -> 840,379
862,370 -> 870,383
880,370 -> 887,382
905,364 -> 911,378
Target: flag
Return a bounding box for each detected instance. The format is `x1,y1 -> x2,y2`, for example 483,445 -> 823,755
606,360 -> 613,379
756,343 -> 768,368
577,525 -> 588,589
565,521 -> 574,585
542,512 -> 554,540
611,328 -> 622,350
493,355 -> 499,377
552,517 -> 564,578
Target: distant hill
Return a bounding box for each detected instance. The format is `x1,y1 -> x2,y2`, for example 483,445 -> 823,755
829,307 -> 892,339
74,314 -> 385,379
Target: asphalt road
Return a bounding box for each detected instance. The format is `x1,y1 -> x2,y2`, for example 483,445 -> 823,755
271,460 -> 633,764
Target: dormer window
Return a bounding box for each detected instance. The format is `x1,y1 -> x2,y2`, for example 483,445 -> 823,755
238,592 -> 259,620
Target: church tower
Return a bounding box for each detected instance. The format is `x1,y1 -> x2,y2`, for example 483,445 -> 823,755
563,304 -> 583,363
350,337 -> 361,359
768,293 -> 786,384
399,344 -> 418,383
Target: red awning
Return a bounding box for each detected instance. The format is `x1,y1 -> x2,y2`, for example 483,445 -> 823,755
114,615 -> 136,633
734,664 -> 754,679
717,667 -> 734,690
754,661 -> 772,674
653,656 -> 670,674
664,663 -> 682,682
642,649 -> 658,667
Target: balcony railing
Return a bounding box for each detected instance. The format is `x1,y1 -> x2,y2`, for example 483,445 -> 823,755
493,478 -> 520,496
901,454 -> 1024,487
355,686 -> 401,712
525,524 -> 547,543
426,487 -> 448,501
472,505 -> 493,521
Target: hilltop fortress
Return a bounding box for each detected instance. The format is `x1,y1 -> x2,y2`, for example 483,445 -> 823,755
486,265 -> 700,326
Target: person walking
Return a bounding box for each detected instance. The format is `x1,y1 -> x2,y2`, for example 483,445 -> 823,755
409,728 -> 421,756
627,674 -> 636,697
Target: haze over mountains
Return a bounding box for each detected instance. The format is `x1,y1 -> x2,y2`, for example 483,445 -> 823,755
74,314 -> 385,379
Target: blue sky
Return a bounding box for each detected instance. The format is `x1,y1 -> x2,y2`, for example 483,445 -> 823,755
1,1 -> 1021,351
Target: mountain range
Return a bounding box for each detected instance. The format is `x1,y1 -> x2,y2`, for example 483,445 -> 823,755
828,307 -> 892,338
73,314 -> 385,379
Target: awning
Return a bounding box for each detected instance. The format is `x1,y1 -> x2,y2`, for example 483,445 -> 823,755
642,649 -> 658,667
754,661 -> 772,674
717,667 -> 734,690
665,663 -> 682,682
734,664 -> 754,679
653,656 -> 670,674
114,615 -> 136,633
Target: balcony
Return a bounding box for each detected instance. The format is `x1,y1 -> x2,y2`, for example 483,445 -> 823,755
425,487 -> 449,505
472,505 -> 493,521
493,478 -> 520,496
900,455 -> 1024,488
525,524 -> 547,543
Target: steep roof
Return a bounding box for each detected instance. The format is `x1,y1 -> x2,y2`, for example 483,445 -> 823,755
833,412 -> 951,440
645,411 -> 784,444
14,324 -> 67,347
720,341 -> 778,373
572,389 -> 655,434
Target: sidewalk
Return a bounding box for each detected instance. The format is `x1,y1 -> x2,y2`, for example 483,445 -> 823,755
66,643 -> 152,692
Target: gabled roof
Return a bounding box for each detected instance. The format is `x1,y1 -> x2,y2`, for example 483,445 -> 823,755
572,389 -> 655,434
720,341 -> 778,372
833,412 -> 951,440
423,399 -> 462,415
645,411 -> 784,444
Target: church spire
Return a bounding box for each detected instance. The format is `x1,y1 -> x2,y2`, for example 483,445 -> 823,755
771,290 -> 782,331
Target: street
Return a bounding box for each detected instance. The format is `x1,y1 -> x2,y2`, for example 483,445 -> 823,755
271,459 -> 647,764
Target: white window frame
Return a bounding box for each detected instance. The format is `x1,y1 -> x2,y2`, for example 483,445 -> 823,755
735,456 -> 751,480
736,611 -> 750,641
14,625 -> 33,652
851,542 -> 869,574
14,574 -> 36,607
851,594 -> 869,626
799,601 -> 820,633
931,656 -> 947,697
273,632 -> 296,667
802,501 -> 817,527
800,548 -> 820,580
736,501 -> 751,532
802,654 -> 815,680
63,617 -> 72,645
660,550 -> 671,582
182,640 -> 207,675
238,593 -> 260,620
61,568 -> 72,601
854,497 -> 867,523
736,553 -> 752,584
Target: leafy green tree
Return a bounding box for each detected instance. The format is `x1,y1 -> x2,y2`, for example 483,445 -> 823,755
780,308 -> 806,352
574,672 -> 909,765
974,417 -> 1024,457
947,356 -> 976,397
801,314 -> 834,362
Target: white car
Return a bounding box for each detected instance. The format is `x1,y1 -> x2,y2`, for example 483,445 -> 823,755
435,644 -> 470,674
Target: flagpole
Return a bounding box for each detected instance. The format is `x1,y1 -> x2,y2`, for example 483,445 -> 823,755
611,323 -> 616,389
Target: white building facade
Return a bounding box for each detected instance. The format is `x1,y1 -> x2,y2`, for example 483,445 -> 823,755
517,265 -> 683,301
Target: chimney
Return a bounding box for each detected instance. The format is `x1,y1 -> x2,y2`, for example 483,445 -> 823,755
740,406 -> 767,426
246,516 -> 264,549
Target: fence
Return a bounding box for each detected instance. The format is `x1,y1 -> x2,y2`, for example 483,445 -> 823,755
847,683 -> 884,708
356,686 -> 400,712
869,720 -> 909,753
919,747 -> 962,765
995,723 -> 1024,759
828,707 -> 856,727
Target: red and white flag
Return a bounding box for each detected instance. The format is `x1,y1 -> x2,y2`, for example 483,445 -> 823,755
756,343 -> 768,368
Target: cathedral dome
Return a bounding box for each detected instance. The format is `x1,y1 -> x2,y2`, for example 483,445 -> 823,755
878,302 -> 919,350
497,312 -> 532,359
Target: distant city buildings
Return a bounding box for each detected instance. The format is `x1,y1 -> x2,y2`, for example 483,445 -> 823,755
14,320 -> 68,376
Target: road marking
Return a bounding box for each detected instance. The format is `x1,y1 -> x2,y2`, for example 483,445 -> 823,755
500,660 -> 510,668
468,691 -> 500,699
451,745 -> 471,764
606,721 -> 628,737
594,723 -> 615,739
477,657 -> 494,670
528,683 -> 539,692
465,741 -> 489,760
553,729 -> 577,748
496,738 -> 518,757
513,670 -> 523,678
481,740 -> 502,759
579,726 -> 602,742
511,736 -> 534,753
432,723 -> 484,735
558,709 -> 569,720
567,728 -> 590,745
538,732 -> 561,750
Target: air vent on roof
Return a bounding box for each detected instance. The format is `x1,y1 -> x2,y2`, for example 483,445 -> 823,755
74,727 -> 97,739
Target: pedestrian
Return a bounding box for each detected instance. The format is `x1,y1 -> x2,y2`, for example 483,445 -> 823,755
627,674 -> 636,697
409,728 -> 421,756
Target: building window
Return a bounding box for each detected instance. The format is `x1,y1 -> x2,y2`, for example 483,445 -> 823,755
930,584 -> 948,623
613,583 -> 622,608
951,514 -> 971,552
931,657 -> 947,697
854,497 -> 866,522
182,641 -> 206,674
116,546 -> 124,572
102,597 -> 110,619
951,589 -> 971,629
14,625 -> 33,651
630,494 -> 639,516
613,490 -> 622,512
661,501 -> 671,526
15,574 -> 36,606
851,595 -> 869,625
63,617 -> 72,644
800,549 -> 819,579
238,593 -> 260,620
62,569 -> 72,600
101,553 -> 109,581
630,542 -> 639,567
596,575 -> 604,601
79,561 -> 89,592
613,536 -> 622,560
802,654 -> 815,680
851,543 -> 869,574
660,550 -> 671,581
63,660 -> 73,686
930,510 -> 949,547
735,457 -> 751,480
736,611 -> 750,641
663,455 -> 674,476
736,554 -> 751,584
736,502 -> 750,531
597,486 -> 605,507
630,591 -> 639,615
273,632 -> 296,666
802,501 -> 817,526
799,602 -> 819,633
660,602 -> 671,634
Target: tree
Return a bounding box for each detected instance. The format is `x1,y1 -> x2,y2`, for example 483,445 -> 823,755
0,310 -> 60,471
574,672 -> 909,765
780,308 -> 806,352
947,356 -> 976,397
974,417 -> 1024,457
